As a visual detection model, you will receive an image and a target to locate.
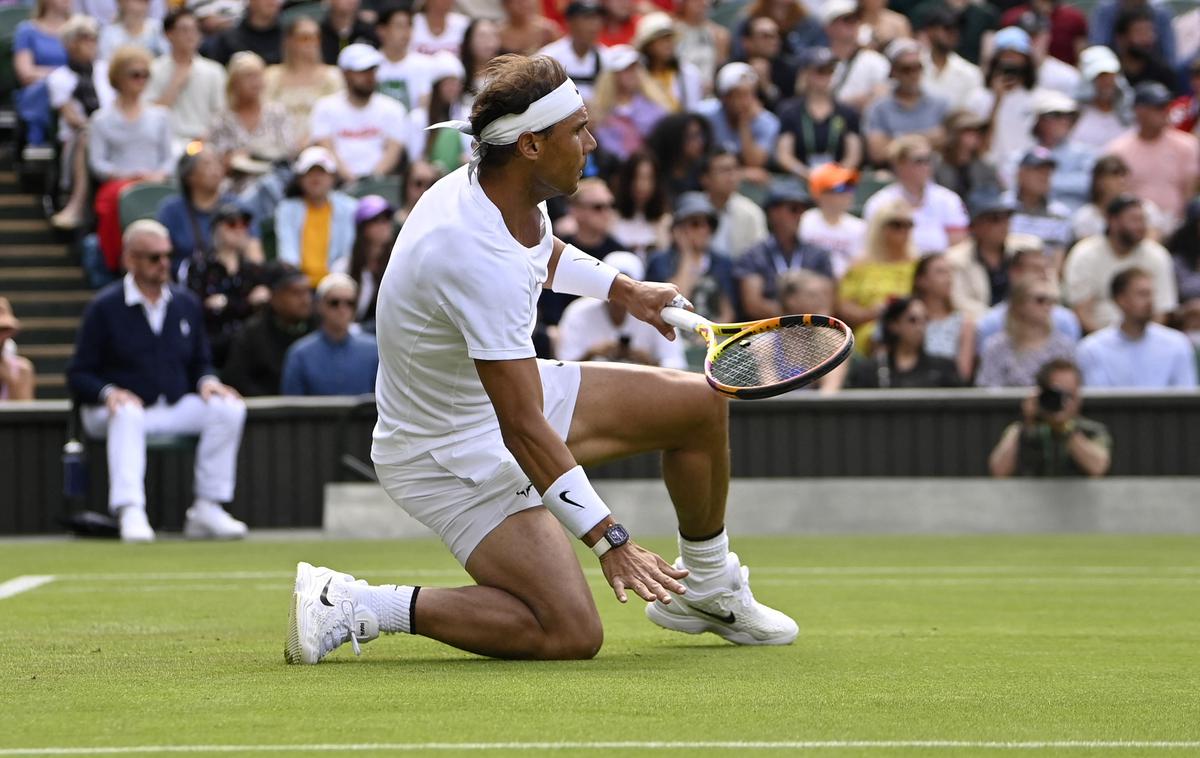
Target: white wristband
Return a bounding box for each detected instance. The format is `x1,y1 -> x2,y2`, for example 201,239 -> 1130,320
541,465 -> 611,538
551,244 -> 620,300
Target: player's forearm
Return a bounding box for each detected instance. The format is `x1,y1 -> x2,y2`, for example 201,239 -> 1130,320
498,416 -> 578,494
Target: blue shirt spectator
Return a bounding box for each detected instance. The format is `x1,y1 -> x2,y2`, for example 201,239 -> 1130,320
1076,323 -> 1197,388
281,273 -> 379,396
158,192 -> 259,276
697,62 -> 780,170
14,20 -> 68,76
976,301 -> 1082,352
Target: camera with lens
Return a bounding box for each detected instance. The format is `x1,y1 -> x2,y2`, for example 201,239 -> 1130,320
999,63 -> 1024,78
1038,386 -> 1067,414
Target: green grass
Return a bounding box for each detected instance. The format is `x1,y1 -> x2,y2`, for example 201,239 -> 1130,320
1,535 -> 1198,757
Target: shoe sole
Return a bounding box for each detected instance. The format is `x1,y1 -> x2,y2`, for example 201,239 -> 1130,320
645,602 -> 798,646
183,521 -> 247,541
284,562 -> 316,665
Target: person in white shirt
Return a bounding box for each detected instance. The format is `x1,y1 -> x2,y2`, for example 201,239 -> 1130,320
374,3 -> 434,111
821,0 -> 890,113
147,9 -> 227,150
285,54 -> 797,667
799,162 -> 866,279
537,0 -> 606,102
309,43 -> 409,183
410,0 -> 470,55
917,5 -> 983,114
982,27 -> 1046,168
557,251 -> 687,368
1070,45 -> 1132,150
862,134 -> 968,255
1076,267 -> 1197,388
46,15 -> 114,231
1063,194 -> 1178,334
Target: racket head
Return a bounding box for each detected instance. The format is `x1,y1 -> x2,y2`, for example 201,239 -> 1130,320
702,314 -> 855,399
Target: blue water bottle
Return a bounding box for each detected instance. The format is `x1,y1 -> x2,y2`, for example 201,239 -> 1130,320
62,439 -> 88,499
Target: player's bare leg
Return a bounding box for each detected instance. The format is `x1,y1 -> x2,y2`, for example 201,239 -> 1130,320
286,508 -> 605,663
567,362 -> 799,645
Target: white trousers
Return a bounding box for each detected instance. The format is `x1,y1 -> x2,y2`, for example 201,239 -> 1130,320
81,394 -> 247,512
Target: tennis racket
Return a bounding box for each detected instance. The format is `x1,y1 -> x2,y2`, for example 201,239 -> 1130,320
661,296 -> 855,399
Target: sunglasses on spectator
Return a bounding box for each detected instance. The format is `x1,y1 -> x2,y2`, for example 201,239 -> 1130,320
885,219 -> 914,229
827,182 -> 856,194
325,298 -> 356,309
126,69 -> 150,80
907,155 -> 933,165
894,64 -> 922,74
220,217 -> 249,229
1030,295 -> 1056,305
136,251 -> 170,263
903,314 -> 927,324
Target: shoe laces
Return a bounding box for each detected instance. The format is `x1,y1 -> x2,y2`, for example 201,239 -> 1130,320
319,586 -> 367,659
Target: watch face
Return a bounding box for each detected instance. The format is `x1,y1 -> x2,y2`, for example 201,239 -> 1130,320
606,524 -> 630,547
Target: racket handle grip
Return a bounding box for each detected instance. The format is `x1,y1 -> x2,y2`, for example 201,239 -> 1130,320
661,306 -> 710,333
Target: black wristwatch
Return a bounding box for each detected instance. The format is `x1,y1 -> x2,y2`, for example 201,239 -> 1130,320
591,523 -> 630,558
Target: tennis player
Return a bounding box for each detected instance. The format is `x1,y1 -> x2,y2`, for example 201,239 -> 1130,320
286,55 -> 797,664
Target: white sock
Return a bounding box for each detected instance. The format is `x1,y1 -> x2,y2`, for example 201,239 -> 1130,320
678,529 -> 729,585
352,584 -> 419,634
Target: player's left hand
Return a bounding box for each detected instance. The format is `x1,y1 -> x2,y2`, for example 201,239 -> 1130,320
613,277 -> 685,340
600,541 -> 689,604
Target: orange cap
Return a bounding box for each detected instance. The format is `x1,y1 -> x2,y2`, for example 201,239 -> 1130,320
809,163 -> 859,196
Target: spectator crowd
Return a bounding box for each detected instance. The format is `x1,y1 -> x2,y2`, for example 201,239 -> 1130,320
5,0 -> 1200,408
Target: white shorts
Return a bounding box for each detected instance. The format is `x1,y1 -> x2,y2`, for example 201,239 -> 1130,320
375,359 -> 583,565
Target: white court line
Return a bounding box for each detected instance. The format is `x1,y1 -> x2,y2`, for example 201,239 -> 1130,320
49,566 -> 1200,583
0,575 -> 55,600
2,741 -> 1200,755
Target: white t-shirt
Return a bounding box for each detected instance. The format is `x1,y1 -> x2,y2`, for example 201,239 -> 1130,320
833,47 -> 890,110
799,208 -> 866,279
557,298 -> 687,370
309,92 -> 410,179
145,55 -> 227,142
1062,236 -> 1178,330
862,182 -> 968,255
47,62 -> 114,143
376,52 -> 434,112
537,37 -> 606,102
372,166 -> 554,469
410,12 -> 470,56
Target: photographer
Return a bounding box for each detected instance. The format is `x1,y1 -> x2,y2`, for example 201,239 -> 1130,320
988,358 -> 1111,478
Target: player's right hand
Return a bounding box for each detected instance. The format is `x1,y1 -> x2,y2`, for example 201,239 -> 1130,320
600,541 -> 688,604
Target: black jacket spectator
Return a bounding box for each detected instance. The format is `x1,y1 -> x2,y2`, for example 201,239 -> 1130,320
202,15 -> 283,65
319,16 -> 378,66
221,312 -> 314,396
67,282 -> 214,404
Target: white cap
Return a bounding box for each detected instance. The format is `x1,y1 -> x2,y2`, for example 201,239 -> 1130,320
427,50 -> 465,82
603,251 -> 645,281
1033,89 -> 1078,117
603,44 -> 641,72
884,37 -> 921,64
294,145 -> 337,174
716,61 -> 758,96
820,0 -> 858,26
337,42 -> 384,72
316,272 -> 358,300
632,11 -> 675,50
1079,45 -> 1120,81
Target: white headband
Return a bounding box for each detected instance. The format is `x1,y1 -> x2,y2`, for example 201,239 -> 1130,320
427,78 -> 584,177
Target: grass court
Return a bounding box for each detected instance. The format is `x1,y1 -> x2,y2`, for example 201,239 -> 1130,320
1,534 -> 1198,757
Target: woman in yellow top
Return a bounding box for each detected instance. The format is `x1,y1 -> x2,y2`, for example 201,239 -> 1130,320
838,197 -> 918,353
274,147 -> 358,287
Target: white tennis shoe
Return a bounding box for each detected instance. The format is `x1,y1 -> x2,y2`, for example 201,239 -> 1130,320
182,503 -> 247,540
285,562 -> 379,665
645,552 -> 798,645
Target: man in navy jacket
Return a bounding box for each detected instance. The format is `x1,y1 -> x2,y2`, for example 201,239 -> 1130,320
67,220 -> 249,543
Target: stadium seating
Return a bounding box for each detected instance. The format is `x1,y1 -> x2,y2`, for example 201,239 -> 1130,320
118,182 -> 176,232
345,176 -> 403,207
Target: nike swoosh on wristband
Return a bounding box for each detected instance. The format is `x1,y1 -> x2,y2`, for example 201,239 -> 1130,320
686,603 -> 735,624
572,257 -> 600,266
320,579 -> 334,607
559,491 -> 584,508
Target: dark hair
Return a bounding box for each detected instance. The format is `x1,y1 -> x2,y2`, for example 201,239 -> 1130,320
612,152 -> 667,221
985,52 -> 1036,90
347,218 -> 396,319
1089,155 -> 1129,204
284,14 -> 319,36
427,73 -> 460,138
376,2 -> 414,27
911,252 -> 946,302
469,54 -> 568,172
699,147 -> 737,177
1166,198 -> 1200,270
1035,357 -> 1080,390
880,296 -> 918,353
646,113 -> 712,179
1110,266 -> 1150,300
460,19 -> 495,87
163,8 -> 194,33
1114,5 -> 1155,38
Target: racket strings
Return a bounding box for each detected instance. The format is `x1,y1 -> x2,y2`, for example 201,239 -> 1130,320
710,323 -> 847,389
